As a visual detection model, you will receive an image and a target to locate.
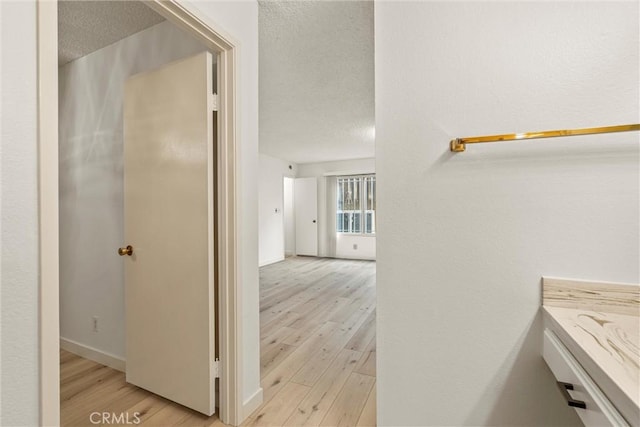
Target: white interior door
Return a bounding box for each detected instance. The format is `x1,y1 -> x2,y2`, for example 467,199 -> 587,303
295,177 -> 318,256
122,52 -> 216,415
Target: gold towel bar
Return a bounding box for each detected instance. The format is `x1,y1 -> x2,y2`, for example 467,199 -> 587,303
450,124 -> 640,153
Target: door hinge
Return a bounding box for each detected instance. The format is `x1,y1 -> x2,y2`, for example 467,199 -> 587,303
213,358 -> 220,378
209,93 -> 218,112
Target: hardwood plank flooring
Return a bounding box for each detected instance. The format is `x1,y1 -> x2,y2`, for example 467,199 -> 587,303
248,257 -> 376,426
283,349 -> 362,427
319,373 -> 375,427
60,256 -> 376,426
355,382 -> 376,427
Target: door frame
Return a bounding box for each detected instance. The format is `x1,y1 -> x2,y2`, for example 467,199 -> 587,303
37,1 -> 243,425
294,177 -> 319,257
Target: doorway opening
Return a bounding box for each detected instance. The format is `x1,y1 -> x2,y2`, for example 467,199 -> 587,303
58,3 -> 220,424
252,1 -> 376,424
40,0 -> 243,425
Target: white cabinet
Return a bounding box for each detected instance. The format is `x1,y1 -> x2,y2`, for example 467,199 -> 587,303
543,329 -> 629,426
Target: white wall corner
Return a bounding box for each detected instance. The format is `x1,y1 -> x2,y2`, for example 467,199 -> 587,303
60,337 -> 126,372
259,256 -> 285,267
242,387 -> 263,421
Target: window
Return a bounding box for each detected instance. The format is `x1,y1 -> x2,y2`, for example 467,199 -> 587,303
336,175 -> 376,234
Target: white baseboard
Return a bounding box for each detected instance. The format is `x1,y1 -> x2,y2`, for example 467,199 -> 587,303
60,337 -> 126,372
242,387 -> 263,421
335,255 -> 376,261
259,256 -> 284,267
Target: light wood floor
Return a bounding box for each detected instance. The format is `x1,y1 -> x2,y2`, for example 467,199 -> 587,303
61,256 -> 376,426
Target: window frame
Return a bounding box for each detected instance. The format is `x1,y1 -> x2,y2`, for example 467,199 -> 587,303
336,174 -> 376,236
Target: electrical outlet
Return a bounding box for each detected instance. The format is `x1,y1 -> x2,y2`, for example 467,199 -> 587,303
93,316 -> 99,332
353,244 -> 358,250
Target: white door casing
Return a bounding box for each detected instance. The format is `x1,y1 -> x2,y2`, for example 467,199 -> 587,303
294,177 -> 318,256
37,1 -> 246,424
123,52 -> 216,415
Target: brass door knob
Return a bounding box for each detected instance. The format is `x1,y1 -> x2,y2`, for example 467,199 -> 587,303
118,245 -> 133,256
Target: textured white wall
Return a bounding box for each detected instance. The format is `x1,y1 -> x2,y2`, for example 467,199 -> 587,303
0,1 -> 40,425
376,2 -> 639,426
188,0 -> 261,407
59,21 -> 206,360
298,158 -> 376,260
259,1 -> 374,164
259,153 -> 297,266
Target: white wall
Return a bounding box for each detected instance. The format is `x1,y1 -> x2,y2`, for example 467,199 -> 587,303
336,234 -> 375,260
283,177 -> 295,256
258,153 -> 297,266
298,158 -> 375,260
376,2 -> 639,426
59,21 -> 206,361
0,2 -> 40,424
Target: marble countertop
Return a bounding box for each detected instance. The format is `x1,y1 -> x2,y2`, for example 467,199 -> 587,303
542,277 -> 639,425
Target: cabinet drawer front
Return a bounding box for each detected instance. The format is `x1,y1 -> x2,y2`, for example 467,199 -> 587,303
543,329 -> 629,427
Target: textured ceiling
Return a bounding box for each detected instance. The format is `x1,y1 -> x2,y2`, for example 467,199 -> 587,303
58,1 -> 165,66
259,1 -> 375,164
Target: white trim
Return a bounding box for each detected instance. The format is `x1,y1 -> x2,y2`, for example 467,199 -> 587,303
259,257 -> 285,268
37,2 -> 60,426
206,52 -> 216,415
322,169 -> 375,177
60,338 -> 126,373
241,387 -> 264,420
335,255 -> 376,261
38,1 -> 246,425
